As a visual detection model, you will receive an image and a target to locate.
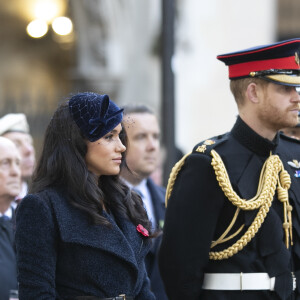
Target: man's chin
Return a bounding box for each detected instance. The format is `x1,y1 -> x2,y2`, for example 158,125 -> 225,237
140,170 -> 156,179
8,191 -> 21,199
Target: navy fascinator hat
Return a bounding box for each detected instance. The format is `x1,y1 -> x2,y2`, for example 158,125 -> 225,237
68,92 -> 123,142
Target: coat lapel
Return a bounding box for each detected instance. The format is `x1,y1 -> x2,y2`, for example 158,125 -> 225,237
49,191 -> 139,271
115,212 -> 152,258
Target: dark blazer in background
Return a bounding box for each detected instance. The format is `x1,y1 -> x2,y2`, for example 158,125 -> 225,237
0,213 -> 17,300
15,188 -> 156,300
146,178 -> 168,300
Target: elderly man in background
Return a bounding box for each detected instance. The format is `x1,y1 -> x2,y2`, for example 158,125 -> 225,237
120,104 -> 168,300
0,136 -> 22,300
0,113 -> 35,202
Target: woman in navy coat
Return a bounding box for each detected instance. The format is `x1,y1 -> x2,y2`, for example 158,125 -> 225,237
15,92 -> 156,300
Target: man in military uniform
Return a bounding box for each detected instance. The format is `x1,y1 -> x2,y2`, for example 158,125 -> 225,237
159,39 -> 300,300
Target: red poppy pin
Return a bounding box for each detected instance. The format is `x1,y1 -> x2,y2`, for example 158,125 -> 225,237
136,224 -> 149,237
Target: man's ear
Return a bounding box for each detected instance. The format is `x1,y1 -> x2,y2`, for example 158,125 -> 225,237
246,82 -> 260,104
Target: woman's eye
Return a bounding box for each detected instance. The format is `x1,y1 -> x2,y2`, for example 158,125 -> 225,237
105,134 -> 113,140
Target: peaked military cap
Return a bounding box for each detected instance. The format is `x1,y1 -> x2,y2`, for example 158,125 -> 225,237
217,38 -> 300,86
0,113 -> 30,135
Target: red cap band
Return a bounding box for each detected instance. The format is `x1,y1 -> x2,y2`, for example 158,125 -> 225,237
228,56 -> 299,78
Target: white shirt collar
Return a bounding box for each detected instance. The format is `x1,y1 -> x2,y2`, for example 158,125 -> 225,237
0,206 -> 13,219
121,177 -> 156,226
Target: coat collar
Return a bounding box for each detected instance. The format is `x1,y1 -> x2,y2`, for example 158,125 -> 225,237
45,189 -> 151,273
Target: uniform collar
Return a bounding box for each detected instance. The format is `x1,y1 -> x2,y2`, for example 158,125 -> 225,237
231,116 -> 279,157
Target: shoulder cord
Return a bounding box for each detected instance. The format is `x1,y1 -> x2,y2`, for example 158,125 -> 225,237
210,207 -> 244,249
209,149 -> 292,260
165,151 -> 192,207
165,149 -> 292,261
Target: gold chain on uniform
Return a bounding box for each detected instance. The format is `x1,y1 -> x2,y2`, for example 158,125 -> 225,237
165,149 -> 293,261
209,150 -> 292,260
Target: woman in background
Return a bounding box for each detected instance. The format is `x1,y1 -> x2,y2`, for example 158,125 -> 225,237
15,92 -> 156,300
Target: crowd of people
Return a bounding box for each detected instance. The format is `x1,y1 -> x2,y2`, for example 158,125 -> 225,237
0,94 -> 168,300
0,113 -> 35,300
1,37 -> 300,300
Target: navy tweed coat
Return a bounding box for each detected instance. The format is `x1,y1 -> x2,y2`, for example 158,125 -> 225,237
15,188 -> 156,300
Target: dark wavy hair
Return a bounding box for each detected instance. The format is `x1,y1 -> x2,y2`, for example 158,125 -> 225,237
30,99 -> 153,234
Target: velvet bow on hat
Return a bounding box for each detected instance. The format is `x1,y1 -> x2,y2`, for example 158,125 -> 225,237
69,92 -> 123,142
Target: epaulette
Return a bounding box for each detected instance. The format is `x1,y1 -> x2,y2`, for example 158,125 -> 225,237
165,133 -> 229,207
192,133 -> 229,156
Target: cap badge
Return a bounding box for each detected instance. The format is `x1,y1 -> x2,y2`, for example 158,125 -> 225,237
295,52 -> 300,66
288,160 -> 300,169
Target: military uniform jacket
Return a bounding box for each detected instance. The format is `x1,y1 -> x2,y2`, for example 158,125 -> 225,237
159,117 -> 300,300
15,188 -> 156,300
